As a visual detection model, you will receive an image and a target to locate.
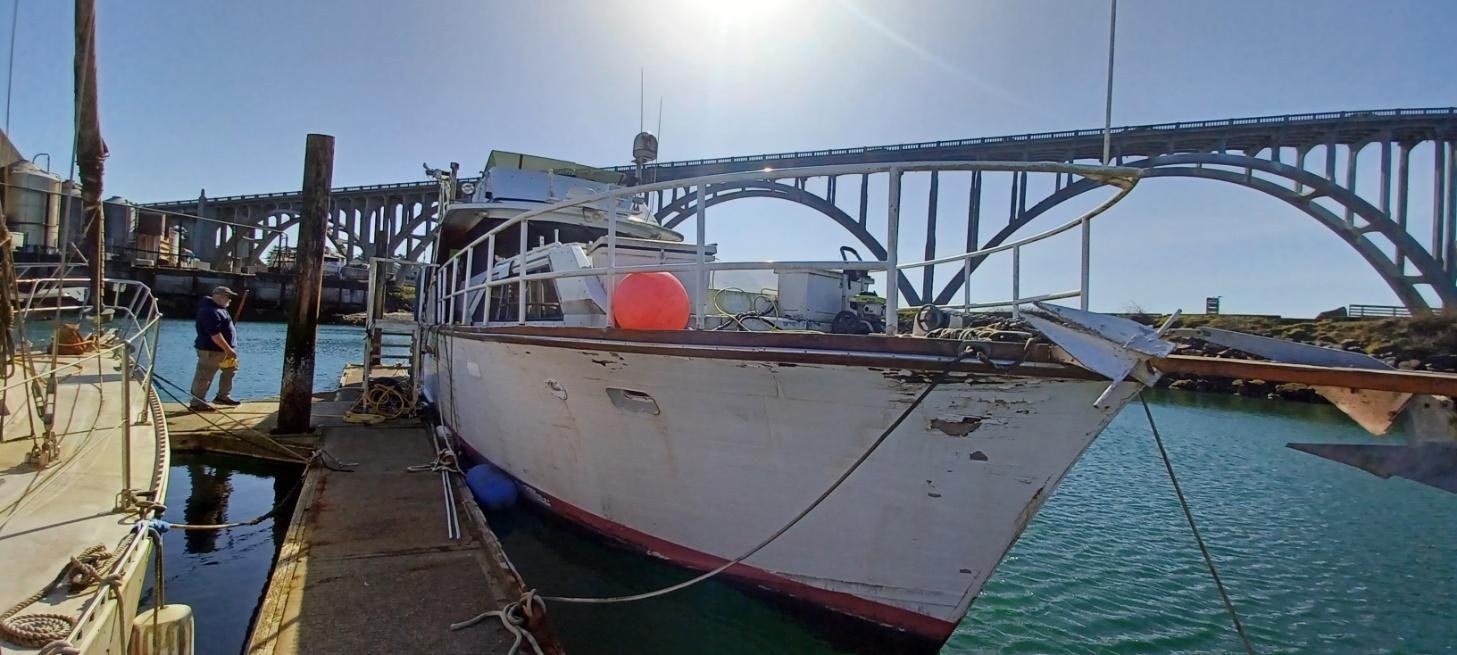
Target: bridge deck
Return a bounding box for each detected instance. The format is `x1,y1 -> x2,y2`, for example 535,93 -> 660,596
145,106 -> 1455,206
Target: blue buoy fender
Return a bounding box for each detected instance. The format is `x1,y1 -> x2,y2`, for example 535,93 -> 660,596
465,463 -> 518,510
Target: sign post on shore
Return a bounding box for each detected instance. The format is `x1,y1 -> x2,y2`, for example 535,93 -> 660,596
277,133 -> 334,434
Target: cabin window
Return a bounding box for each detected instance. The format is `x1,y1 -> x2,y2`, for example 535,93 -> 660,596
489,268 -> 563,322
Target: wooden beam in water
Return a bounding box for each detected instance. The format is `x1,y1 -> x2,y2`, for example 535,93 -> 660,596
1155,355 -> 1457,396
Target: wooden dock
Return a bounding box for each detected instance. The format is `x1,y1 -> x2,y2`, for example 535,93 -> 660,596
164,393 -> 547,654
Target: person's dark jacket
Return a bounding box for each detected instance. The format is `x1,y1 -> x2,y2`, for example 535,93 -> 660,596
194,296 -> 236,351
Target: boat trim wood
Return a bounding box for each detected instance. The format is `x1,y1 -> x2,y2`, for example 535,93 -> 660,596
437,325 -> 1106,381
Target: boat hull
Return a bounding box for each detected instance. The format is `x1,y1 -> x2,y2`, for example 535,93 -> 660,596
430,329 -> 1134,647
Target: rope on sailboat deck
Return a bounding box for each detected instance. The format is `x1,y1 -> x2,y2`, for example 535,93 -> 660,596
449,346 -> 978,638
1139,393 -> 1258,655
0,531 -> 132,648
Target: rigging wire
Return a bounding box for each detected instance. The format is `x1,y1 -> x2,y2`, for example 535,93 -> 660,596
3,0 -> 17,133
1139,393 -> 1257,655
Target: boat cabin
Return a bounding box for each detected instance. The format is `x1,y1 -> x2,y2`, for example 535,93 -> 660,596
427,151 -> 885,332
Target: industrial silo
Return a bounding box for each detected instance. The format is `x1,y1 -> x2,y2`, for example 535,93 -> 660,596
58,181 -> 86,252
133,208 -> 165,265
3,159 -> 61,252
103,196 -> 135,255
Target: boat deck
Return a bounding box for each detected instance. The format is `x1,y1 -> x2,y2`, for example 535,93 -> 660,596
243,401 -> 547,654
0,351 -> 163,653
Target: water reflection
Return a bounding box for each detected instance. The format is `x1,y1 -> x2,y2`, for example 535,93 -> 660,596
181,463 -> 233,553
141,453 -> 301,655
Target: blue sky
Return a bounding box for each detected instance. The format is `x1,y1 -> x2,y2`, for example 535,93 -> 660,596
5,0 -> 1455,316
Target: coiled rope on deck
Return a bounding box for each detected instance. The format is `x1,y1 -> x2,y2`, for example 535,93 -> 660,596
0,531 -> 134,647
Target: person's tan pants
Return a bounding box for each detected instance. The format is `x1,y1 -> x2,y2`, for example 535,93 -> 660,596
192,349 -> 235,404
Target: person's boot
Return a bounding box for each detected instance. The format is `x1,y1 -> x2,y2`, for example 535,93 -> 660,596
189,402 -> 216,412
213,396 -> 241,407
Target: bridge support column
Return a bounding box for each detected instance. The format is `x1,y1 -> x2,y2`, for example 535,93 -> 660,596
1397,143 -> 1411,272
922,171 -> 939,301
1448,141 -> 1457,278
1435,142 -> 1448,271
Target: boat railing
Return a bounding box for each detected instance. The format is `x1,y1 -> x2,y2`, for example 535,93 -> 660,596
4,275 -> 164,396
433,161 -> 1140,335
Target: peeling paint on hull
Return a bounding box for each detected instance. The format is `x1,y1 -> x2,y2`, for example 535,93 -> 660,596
430,333 -> 1138,647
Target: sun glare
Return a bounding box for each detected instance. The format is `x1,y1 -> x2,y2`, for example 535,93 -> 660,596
694,0 -> 799,31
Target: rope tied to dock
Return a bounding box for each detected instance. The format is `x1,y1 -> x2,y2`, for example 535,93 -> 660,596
448,592 -> 545,655
406,447 -> 463,475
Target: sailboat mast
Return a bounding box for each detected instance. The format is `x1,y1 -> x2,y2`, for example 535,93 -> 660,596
74,0 -> 104,330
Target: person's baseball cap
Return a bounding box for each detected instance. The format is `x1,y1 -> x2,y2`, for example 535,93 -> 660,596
211,286 -> 239,297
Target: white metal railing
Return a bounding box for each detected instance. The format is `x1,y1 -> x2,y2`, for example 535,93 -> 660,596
2,267 -> 168,648
4,274 -> 164,396
433,161 -> 1140,335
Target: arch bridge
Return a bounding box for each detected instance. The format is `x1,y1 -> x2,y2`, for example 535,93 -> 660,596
145,107 -> 1457,310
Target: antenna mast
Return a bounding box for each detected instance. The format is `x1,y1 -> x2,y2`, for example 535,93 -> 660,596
632,71 -> 658,190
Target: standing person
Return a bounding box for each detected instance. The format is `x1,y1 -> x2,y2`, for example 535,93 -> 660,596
191,286 -> 241,411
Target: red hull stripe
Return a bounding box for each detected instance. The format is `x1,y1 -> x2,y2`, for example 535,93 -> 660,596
459,443 -> 957,643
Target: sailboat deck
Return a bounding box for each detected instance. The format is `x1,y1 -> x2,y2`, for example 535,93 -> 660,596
0,350 -> 165,652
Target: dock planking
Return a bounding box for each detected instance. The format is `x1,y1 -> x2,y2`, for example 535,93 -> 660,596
160,374 -> 547,654
241,413 -> 543,654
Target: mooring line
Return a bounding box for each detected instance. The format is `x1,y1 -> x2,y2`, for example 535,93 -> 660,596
148,371 -> 356,471
476,347 -> 972,611
1139,393 -> 1257,655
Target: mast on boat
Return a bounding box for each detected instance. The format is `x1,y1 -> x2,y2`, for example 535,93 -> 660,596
74,0 -> 105,335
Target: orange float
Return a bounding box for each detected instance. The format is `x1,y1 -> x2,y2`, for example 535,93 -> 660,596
613,272 -> 690,330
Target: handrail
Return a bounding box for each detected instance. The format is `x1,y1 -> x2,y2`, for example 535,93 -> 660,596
434,161 -> 1141,335
447,161 -> 1139,262
4,276 -> 163,393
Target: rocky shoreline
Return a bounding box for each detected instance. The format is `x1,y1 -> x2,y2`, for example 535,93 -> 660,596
921,312 -> 1456,405
1152,313 -> 1456,403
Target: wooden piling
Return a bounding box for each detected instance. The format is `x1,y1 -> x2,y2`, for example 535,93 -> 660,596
277,134 -> 334,434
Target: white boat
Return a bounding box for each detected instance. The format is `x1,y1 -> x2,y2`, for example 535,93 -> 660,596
0,262 -> 188,654
415,152 -> 1161,650
415,150 -> 1457,650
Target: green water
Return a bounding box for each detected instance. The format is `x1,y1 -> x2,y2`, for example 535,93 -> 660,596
134,321 -> 1455,654
493,392 -> 1456,654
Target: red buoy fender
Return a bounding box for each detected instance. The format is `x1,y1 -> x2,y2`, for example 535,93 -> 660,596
613,272 -> 691,330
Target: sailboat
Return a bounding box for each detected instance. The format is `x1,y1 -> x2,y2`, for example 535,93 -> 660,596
1,2 -> 191,652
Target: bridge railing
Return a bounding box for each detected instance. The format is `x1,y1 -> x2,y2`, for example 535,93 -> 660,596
434,161 -> 1140,336
142,106 -> 1451,209
143,107 -> 1454,210
605,107 -> 1457,172
1347,304 -> 1412,318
